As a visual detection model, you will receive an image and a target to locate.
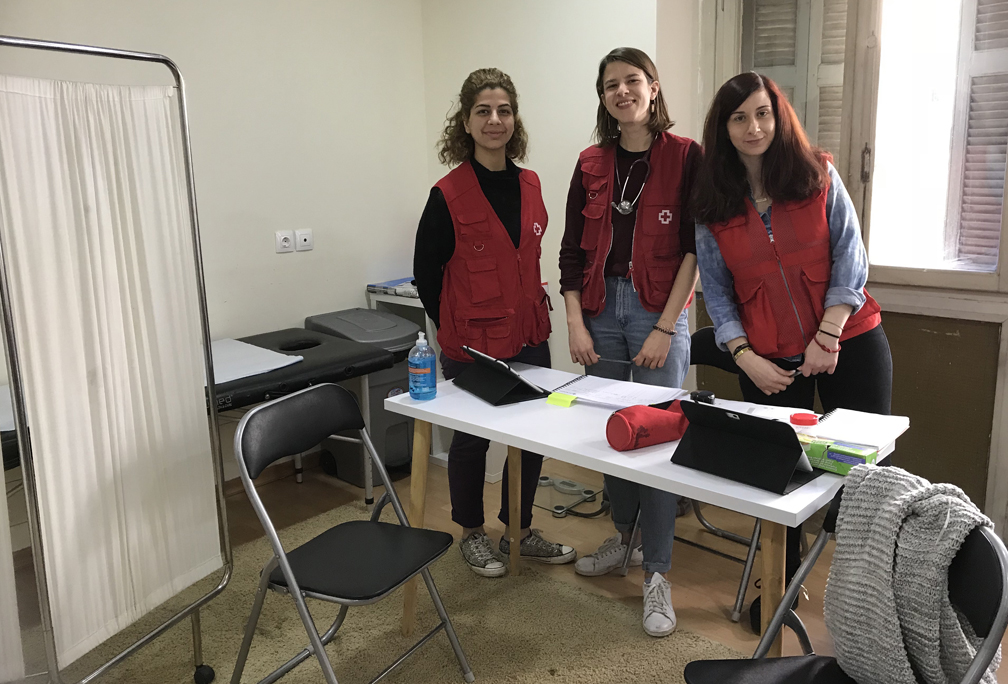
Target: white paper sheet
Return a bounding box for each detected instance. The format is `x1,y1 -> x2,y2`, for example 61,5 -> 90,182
546,374 -> 687,409
208,339 -> 303,385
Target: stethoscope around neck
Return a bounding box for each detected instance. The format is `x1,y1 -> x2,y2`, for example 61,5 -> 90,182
612,153 -> 652,216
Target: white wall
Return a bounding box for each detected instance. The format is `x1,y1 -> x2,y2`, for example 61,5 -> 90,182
656,0 -> 704,142
0,0 -> 705,483
0,0 -> 431,341
420,0 -> 659,374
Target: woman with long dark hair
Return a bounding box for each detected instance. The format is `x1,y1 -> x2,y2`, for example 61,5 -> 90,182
693,72 -> 892,627
414,68 -> 576,577
559,47 -> 701,637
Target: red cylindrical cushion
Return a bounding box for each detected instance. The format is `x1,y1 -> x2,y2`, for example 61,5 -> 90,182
606,400 -> 690,452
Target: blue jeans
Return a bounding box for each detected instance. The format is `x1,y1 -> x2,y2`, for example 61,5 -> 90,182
584,276 -> 690,574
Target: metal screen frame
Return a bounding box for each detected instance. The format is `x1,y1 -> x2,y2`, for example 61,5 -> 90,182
0,34 -> 232,684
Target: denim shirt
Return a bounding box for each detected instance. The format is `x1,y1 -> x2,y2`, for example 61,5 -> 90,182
695,162 -> 868,352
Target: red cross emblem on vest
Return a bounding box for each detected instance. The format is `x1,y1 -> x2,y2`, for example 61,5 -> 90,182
533,222 -> 543,236
658,209 -> 672,225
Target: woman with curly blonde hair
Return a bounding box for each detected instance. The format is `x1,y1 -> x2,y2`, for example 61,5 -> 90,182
414,68 -> 575,577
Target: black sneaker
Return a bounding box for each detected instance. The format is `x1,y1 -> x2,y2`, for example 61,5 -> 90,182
459,532 -> 506,577
498,529 -> 576,564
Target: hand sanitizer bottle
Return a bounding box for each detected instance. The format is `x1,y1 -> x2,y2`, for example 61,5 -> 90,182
408,332 -> 437,400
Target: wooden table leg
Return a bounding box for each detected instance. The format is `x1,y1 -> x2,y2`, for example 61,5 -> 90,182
401,419 -> 432,636
507,445 -> 521,576
760,520 -> 787,657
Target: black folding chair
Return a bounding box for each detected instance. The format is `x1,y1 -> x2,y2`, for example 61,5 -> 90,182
684,488 -> 1008,684
230,383 -> 474,684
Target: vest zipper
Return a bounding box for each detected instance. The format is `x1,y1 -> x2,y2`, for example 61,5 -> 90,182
768,232 -> 807,344
599,207 -> 616,309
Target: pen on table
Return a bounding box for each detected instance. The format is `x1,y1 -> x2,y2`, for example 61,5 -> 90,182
596,357 -> 634,365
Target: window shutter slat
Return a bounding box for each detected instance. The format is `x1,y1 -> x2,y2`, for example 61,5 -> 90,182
957,72 -> 1008,265
976,0 -> 1008,51
817,85 -> 843,157
754,0 -> 799,67
820,0 -> 848,64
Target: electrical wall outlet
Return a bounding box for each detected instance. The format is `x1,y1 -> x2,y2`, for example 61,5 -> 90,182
275,230 -> 294,253
295,229 -> 314,252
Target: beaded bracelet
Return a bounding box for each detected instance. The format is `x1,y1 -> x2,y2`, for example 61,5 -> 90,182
652,323 -> 676,336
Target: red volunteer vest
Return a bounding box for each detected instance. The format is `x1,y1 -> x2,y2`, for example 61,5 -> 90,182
578,132 -> 694,317
434,161 -> 551,362
707,186 -> 881,358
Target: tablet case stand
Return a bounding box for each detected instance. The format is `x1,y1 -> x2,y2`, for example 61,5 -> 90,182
673,401 -> 822,495
452,353 -> 548,406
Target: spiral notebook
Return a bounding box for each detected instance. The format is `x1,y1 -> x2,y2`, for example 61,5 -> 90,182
807,408 -> 909,450
550,374 -> 687,409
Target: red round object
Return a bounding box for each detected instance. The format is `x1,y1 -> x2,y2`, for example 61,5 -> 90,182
790,412 -> 818,426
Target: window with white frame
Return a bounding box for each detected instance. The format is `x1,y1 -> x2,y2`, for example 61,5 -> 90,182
868,0 -> 1008,273
736,0 -> 1008,283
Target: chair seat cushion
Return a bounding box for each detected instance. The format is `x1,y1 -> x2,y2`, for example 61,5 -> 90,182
684,655 -> 856,684
269,520 -> 453,602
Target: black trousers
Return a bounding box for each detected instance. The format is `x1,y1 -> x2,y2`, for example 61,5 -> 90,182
440,343 -> 551,529
738,324 -> 893,576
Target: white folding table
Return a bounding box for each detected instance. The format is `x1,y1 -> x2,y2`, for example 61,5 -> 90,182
385,365 -> 898,656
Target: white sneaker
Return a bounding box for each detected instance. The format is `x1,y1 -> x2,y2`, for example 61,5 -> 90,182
642,572 -> 677,637
574,532 -> 643,576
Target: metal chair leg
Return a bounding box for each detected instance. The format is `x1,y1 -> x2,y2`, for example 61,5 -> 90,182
731,519 -> 761,622
694,500 -> 759,548
231,556 -> 280,684
783,609 -> 814,655
421,567 -> 475,683
287,583 -> 339,684
616,505 -> 642,577
258,605 -> 349,684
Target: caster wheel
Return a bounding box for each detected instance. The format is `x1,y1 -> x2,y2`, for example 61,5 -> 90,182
194,664 -> 215,684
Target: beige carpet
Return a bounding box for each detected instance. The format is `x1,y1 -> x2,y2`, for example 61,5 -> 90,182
62,502 -> 743,684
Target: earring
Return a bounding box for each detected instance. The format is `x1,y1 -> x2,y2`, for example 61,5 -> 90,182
650,100 -> 656,113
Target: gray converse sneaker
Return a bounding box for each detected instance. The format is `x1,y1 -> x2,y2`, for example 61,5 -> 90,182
642,572 -> 677,637
459,532 -> 506,577
574,532 -> 643,576
498,529 -> 576,565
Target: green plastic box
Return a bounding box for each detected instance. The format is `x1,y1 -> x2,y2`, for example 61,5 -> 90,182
797,433 -> 878,475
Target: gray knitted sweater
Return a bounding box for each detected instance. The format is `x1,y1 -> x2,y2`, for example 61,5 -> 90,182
824,464 -> 999,684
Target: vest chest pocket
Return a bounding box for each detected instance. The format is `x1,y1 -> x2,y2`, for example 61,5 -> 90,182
580,201 -> 606,249
580,178 -> 608,250
456,211 -> 489,237
640,202 -> 680,236
467,258 -> 502,304
781,193 -> 829,245
710,214 -> 754,265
